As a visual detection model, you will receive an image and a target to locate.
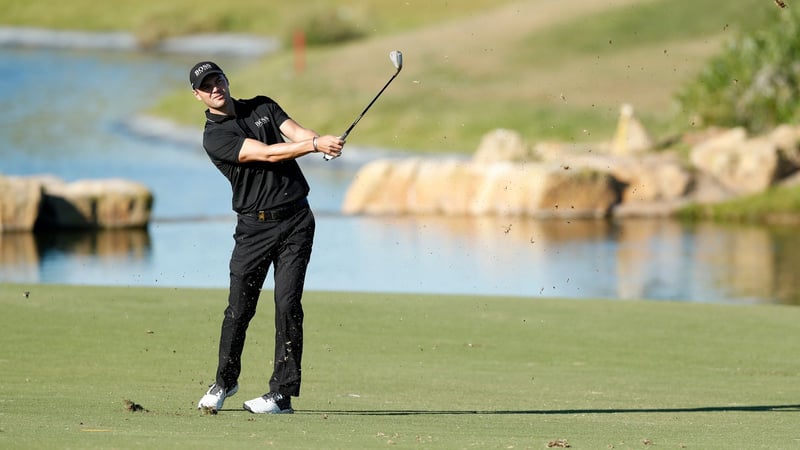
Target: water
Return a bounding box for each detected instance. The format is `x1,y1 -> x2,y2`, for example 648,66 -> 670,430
2,47 -> 799,305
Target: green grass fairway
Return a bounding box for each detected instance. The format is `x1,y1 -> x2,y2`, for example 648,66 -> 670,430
1,283 -> 798,449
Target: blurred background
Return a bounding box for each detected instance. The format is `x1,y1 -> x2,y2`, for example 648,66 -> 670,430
3,0 -> 800,305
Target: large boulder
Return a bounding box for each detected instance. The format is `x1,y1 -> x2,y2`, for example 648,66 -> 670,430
534,166 -> 620,218
341,159 -> 421,215
609,153 -> 692,203
407,159 -> 482,215
689,127 -> 797,195
468,163 -> 620,218
768,124 -> 800,175
38,178 -> 153,229
343,160 -> 620,218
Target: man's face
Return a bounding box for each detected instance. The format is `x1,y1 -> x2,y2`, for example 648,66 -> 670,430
193,74 -> 230,112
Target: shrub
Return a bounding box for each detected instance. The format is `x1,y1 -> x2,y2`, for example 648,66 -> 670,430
676,8 -> 800,133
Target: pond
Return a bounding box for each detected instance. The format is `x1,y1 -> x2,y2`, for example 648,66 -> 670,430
2,47 -> 798,306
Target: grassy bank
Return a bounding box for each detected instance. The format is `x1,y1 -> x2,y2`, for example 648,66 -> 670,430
1,283 -> 798,448
678,183 -> 800,224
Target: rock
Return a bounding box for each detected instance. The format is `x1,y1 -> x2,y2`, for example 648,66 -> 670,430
341,122 -> 800,220
408,159 -> 480,215
39,178 -> 153,229
470,163 -> 545,216
689,172 -> 737,204
526,150 -> 692,205
0,176 -> 44,232
768,124 -> 800,174
690,128 -> 789,195
609,153 -> 692,203
342,159 -> 419,215
343,160 -> 620,218
472,129 -> 532,163
535,167 -> 620,218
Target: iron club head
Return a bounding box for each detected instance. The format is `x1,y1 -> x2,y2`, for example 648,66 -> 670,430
390,50 -> 403,71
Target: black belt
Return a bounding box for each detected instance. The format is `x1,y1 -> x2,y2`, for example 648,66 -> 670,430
240,197 -> 309,221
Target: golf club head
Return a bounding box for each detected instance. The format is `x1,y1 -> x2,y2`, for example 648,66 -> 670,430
390,50 -> 403,71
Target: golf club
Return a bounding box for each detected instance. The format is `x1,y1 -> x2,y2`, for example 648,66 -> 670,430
324,50 -> 403,160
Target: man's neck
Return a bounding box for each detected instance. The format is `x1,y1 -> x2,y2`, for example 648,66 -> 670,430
209,99 -> 236,117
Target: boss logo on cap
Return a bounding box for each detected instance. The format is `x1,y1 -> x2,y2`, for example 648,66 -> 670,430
194,63 -> 214,77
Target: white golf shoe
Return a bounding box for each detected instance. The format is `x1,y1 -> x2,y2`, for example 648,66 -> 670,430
197,383 -> 239,410
243,392 -> 294,414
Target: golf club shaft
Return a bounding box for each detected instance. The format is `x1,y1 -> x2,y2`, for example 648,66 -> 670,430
324,68 -> 401,161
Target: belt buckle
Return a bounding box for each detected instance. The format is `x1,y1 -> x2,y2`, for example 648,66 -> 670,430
258,211 -> 266,221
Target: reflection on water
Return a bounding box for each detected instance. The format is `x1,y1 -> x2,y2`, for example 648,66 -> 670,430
1,228 -> 152,285
1,216 -> 798,306
33,228 -> 151,262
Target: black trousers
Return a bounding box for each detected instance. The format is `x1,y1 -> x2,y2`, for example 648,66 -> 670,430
215,205 -> 315,397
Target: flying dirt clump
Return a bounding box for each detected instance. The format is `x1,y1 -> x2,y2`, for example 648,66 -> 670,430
123,399 -> 149,412
199,405 -> 218,415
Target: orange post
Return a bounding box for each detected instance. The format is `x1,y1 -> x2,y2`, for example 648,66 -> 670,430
293,30 -> 306,74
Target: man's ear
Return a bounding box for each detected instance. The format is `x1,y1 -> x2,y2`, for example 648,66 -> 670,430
192,90 -> 203,101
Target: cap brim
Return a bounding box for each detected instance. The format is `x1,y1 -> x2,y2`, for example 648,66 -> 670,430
192,70 -> 224,89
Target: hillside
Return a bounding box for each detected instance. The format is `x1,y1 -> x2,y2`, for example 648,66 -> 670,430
0,0 -> 775,153
152,0 -> 773,153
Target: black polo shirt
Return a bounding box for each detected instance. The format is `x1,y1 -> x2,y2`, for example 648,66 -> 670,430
203,96 -> 310,214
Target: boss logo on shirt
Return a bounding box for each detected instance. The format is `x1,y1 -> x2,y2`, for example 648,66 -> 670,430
254,116 -> 270,128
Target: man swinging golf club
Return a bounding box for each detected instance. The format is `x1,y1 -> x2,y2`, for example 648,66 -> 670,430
190,60 -> 344,414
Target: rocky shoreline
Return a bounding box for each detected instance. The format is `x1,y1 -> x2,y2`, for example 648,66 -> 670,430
342,111 -> 800,220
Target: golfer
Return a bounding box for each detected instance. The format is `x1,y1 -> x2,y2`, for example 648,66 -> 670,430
190,61 -> 344,414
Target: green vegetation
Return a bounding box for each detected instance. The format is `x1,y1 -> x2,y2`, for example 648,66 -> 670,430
521,0 -> 768,62
1,283 -> 798,449
678,5 -> 800,134
678,183 -> 800,223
